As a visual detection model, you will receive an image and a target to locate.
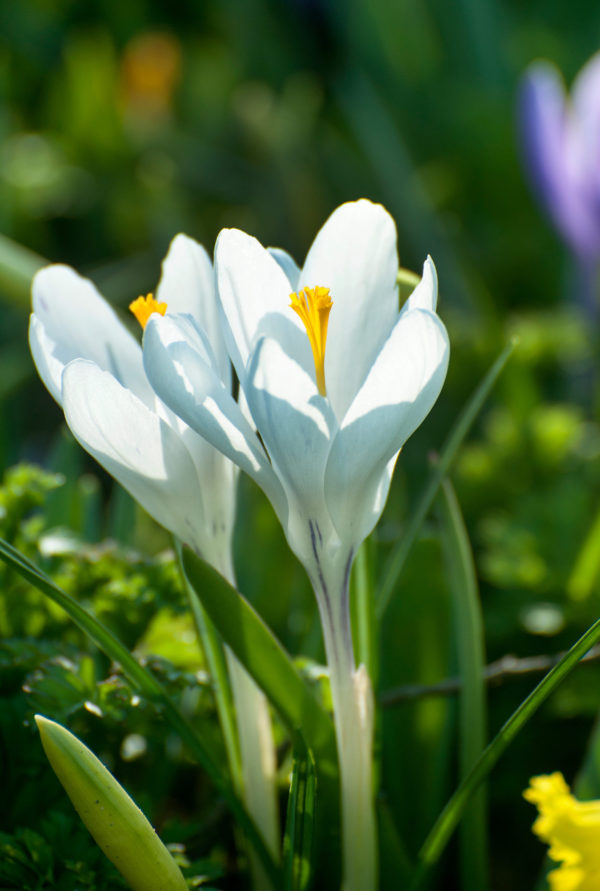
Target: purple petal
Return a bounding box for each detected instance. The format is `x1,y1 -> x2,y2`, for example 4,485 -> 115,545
519,61 -> 600,260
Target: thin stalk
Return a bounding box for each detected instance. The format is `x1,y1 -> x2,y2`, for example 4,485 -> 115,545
377,338 -> 517,619
313,556 -> 377,891
438,478 -> 488,891
409,614 -> 600,889
178,542 -> 279,889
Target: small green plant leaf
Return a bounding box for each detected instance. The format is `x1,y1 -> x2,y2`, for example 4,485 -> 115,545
181,547 -> 337,771
438,477 -> 488,891
283,743 -> 316,891
35,715 -> 187,891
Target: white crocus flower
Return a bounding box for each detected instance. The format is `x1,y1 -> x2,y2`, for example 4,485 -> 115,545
29,235 -> 280,886
29,234 -> 236,571
142,199 -> 449,891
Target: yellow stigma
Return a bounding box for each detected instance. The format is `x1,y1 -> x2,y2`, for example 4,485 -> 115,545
129,293 -> 168,329
289,285 -> 332,396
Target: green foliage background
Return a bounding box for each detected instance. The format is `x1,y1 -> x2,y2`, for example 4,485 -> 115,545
1,1 -> 600,888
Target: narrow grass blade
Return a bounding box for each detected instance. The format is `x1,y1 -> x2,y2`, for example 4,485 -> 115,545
181,547 -> 336,769
0,233 -> 46,310
567,504 -> 600,601
36,716 -> 188,891
283,743 -> 317,891
0,536 -> 279,885
409,614 -> 600,889
175,543 -> 242,796
377,338 -> 517,619
438,478 -> 488,891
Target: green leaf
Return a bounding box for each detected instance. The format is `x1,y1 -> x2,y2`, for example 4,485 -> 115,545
283,744 -> 317,891
567,503 -> 600,601
181,549 -> 341,884
377,338 -> 517,619
175,541 -> 242,796
0,535 -> 279,885
0,232 -> 46,311
409,613 -> 600,889
438,477 -> 488,891
35,715 -> 188,891
181,547 -> 337,771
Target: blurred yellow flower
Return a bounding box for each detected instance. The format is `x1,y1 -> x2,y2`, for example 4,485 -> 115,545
120,32 -> 181,119
524,772 -> 600,891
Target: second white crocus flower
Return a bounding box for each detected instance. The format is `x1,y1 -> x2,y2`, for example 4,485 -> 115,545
143,198 -> 450,891
29,234 -> 236,571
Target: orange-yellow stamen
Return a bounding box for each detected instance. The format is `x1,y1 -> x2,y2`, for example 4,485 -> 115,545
289,286 -> 332,396
129,293 -> 168,329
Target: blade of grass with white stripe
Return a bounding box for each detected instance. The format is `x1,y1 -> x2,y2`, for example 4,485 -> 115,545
438,477 -> 488,891
377,338 -> 517,619
409,614 -> 600,890
0,536 -> 279,886
175,541 -> 243,796
283,743 -> 317,891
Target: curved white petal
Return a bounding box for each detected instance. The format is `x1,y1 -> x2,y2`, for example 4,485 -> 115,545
267,247 -> 301,289
299,199 -> 399,421
324,309 -> 449,546
401,256 -> 438,314
215,228 -> 311,385
156,233 -> 230,388
62,360 -> 210,550
31,264 -> 153,407
29,314 -> 67,404
143,314 -> 287,522
245,336 -> 336,546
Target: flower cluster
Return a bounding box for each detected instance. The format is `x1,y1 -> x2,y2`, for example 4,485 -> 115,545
524,772 -> 600,891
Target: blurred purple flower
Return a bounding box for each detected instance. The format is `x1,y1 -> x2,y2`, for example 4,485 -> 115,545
519,52 -> 600,312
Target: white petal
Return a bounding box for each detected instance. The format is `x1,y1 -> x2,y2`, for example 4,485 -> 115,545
62,360 -> 209,550
324,309 -> 449,546
29,314 -> 66,404
267,247 -> 301,289
245,336 -> 336,537
299,199 -> 399,421
143,314 -> 287,521
215,228 -> 311,385
31,264 -> 153,407
401,256 -> 438,313
156,234 -> 230,387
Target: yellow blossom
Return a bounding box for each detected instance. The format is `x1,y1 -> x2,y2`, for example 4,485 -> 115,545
524,772 -> 600,891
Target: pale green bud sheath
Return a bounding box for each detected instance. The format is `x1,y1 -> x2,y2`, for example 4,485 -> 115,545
35,715 -> 188,891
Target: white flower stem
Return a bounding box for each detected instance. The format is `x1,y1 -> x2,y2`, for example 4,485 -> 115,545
313,555 -> 377,891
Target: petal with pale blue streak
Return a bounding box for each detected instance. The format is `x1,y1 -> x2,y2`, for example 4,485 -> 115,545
62,360 -> 208,550
519,63 -> 600,259
245,336 -> 336,549
215,228 -> 311,386
324,309 -> 449,546
299,199 -> 399,422
401,256 -> 438,314
31,264 -> 153,407
156,233 -> 231,388
267,247 -> 301,289
143,314 -> 287,522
